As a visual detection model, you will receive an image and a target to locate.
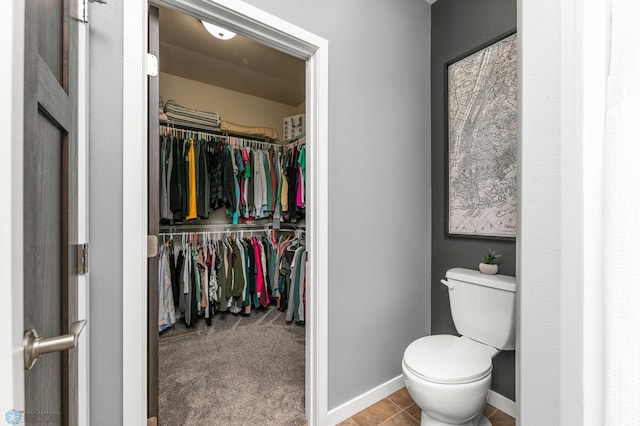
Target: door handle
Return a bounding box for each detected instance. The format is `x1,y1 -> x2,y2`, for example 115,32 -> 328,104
24,320 -> 87,370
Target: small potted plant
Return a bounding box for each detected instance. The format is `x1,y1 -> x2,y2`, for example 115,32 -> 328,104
479,248 -> 501,275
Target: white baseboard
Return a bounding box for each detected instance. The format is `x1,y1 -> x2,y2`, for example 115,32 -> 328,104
327,375 -> 405,425
487,390 -> 517,418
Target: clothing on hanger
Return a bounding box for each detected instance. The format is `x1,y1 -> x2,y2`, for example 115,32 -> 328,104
159,126 -> 305,225
158,228 -> 305,332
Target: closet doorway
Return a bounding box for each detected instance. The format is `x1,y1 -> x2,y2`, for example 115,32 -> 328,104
143,1 -> 329,424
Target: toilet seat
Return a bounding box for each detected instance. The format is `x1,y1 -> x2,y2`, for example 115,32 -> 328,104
403,335 -> 492,384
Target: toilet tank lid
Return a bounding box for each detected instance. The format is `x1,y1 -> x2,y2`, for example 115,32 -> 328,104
446,268 -> 516,292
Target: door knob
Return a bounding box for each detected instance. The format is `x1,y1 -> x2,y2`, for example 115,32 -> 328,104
23,320 -> 87,370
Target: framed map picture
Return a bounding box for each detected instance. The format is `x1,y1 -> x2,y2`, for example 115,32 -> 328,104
447,32 -> 517,239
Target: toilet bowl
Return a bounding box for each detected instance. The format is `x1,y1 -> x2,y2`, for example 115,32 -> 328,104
402,268 -> 516,426
402,335 -> 492,426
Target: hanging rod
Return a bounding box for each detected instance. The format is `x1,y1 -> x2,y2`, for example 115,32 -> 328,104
159,222 -> 305,234
158,227 -> 304,237
159,229 -> 260,237
160,124 -> 277,150
159,123 -> 305,151
160,122 -> 270,143
283,137 -> 306,150
159,119 -> 221,134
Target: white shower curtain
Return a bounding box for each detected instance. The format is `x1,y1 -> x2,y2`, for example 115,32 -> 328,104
603,0 -> 640,422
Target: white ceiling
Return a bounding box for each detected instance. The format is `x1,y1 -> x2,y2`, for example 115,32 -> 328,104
158,5 -> 306,106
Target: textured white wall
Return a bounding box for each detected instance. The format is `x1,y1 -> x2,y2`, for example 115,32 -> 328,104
518,0 -> 585,423
518,0 -> 561,421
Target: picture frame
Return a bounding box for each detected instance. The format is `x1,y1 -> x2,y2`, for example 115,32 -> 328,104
446,31 -> 517,239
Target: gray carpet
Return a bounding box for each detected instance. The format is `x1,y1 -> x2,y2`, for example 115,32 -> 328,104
159,306 -> 306,426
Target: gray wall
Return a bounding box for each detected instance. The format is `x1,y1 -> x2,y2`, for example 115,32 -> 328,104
88,1 -> 124,424
87,0 -> 432,418
240,0 -> 432,410
430,0 -> 517,401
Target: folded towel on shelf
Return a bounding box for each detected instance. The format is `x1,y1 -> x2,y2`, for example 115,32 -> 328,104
164,99 -> 221,128
220,120 -> 278,140
159,96 -> 168,121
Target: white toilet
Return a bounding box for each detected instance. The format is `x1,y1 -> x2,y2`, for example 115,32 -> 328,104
402,267 -> 516,426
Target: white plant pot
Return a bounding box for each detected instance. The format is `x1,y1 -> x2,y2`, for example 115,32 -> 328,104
479,263 -> 499,275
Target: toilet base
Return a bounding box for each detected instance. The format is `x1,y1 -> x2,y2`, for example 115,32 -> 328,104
420,412 -> 491,426
477,415 -> 491,426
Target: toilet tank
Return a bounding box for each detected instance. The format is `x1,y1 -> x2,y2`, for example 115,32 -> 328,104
444,268 -> 516,351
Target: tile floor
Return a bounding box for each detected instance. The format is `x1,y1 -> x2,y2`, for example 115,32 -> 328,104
335,387 -> 515,426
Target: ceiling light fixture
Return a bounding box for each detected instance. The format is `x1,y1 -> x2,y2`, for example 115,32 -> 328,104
201,21 -> 236,40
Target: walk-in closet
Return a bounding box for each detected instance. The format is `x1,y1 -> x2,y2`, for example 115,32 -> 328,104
148,5 -> 308,425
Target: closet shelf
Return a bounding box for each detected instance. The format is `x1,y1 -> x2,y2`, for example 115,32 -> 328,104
159,119 -> 221,135
160,120 -> 267,141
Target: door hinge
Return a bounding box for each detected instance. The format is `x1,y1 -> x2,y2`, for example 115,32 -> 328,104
71,0 -> 107,23
147,235 -> 158,258
77,244 -> 89,275
146,53 -> 158,77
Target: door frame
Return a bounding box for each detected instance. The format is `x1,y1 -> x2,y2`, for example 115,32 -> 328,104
77,17 -> 91,426
0,0 -> 26,413
121,0 -> 329,424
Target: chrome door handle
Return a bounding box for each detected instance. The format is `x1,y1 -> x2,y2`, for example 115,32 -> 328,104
24,320 -> 87,370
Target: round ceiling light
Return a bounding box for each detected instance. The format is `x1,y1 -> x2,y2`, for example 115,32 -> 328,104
201,21 -> 236,40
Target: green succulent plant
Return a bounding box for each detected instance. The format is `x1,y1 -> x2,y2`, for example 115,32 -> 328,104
481,248 -> 501,265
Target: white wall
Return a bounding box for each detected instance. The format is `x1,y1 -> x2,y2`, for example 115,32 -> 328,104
518,0 -> 585,423
160,72 -> 301,136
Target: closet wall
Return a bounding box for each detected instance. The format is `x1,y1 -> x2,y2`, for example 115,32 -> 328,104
160,72 -> 302,134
